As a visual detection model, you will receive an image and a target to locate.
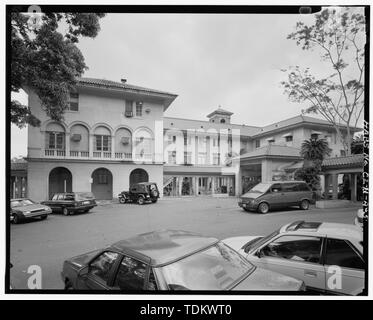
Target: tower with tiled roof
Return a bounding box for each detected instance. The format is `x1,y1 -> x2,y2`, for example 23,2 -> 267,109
206,106 -> 233,124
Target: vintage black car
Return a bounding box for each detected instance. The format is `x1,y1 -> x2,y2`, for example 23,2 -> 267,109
61,230 -> 304,291
41,192 -> 97,216
118,182 -> 159,205
11,198 -> 52,224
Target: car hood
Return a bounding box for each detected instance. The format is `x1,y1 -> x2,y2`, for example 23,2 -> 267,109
66,249 -> 102,268
13,203 -> 50,212
241,192 -> 262,200
223,236 -> 262,253
232,267 -> 303,291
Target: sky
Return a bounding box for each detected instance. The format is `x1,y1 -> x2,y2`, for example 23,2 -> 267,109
10,9 -> 364,158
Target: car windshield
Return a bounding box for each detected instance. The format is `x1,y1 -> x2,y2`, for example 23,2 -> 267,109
245,230 -> 280,253
11,199 -> 34,208
159,242 -> 254,290
244,183 -> 272,194
75,192 -> 95,200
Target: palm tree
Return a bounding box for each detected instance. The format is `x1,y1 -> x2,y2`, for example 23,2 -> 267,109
300,137 -> 332,165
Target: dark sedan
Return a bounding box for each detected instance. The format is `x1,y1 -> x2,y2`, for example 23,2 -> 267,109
41,192 -> 97,216
61,230 -> 304,291
11,198 -> 52,224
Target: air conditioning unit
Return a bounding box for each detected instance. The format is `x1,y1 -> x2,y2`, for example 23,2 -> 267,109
124,111 -> 133,117
121,137 -> 130,145
71,134 -> 81,142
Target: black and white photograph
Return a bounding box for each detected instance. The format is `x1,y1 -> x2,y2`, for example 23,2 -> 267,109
3,2 -> 369,302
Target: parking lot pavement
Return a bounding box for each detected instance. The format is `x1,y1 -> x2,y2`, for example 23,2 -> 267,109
10,197 -> 358,289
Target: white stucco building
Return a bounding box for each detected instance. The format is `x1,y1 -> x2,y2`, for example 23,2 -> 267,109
24,77 -> 361,201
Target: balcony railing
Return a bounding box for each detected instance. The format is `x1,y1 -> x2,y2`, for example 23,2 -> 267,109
70,151 -> 89,157
114,152 -> 132,160
45,149 -> 66,157
93,151 -> 112,158
43,149 -> 137,161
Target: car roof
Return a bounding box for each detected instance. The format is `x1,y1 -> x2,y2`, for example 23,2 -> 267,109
110,230 -> 218,267
280,221 -> 363,241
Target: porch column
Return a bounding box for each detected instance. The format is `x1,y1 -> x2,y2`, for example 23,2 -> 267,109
178,177 -> 183,196
65,133 -> 70,157
211,177 -> 216,195
350,173 -> 357,202
324,174 -> 330,199
261,159 -> 272,183
235,167 -> 242,196
331,174 -> 338,200
111,135 -> 115,159
89,134 -> 94,158
195,177 -> 199,196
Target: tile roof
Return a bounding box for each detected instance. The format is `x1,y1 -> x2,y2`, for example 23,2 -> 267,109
251,115 -> 362,137
207,107 -> 234,118
77,77 -> 178,97
11,161 -> 27,171
239,144 -> 302,159
322,154 -> 364,168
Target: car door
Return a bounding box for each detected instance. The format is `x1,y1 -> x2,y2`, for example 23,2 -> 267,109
281,183 -> 300,207
250,235 -> 326,293
111,255 -> 148,290
323,238 -> 365,295
48,194 -> 60,212
76,251 -> 120,290
265,183 -> 284,209
130,186 -> 138,201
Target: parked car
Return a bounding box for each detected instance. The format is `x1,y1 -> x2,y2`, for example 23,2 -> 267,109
10,198 -> 52,224
355,208 -> 366,228
118,182 -> 159,205
41,192 -> 96,216
238,181 -> 315,214
223,221 -> 365,295
61,229 -> 305,291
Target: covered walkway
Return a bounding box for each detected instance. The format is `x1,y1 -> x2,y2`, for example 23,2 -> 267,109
321,154 -> 364,202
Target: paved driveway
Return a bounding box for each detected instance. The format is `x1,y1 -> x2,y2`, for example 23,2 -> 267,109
10,197 -> 358,289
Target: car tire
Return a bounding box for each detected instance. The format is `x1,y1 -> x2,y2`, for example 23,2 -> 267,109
119,197 -> 126,204
138,197 -> 145,205
258,202 -> 269,214
13,214 -> 21,224
300,199 -> 310,210
62,207 -> 70,216
40,215 -> 47,220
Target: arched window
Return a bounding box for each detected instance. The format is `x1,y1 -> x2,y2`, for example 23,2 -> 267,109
134,128 -> 153,161
94,126 -> 111,152
45,123 -> 65,150
70,124 -> 89,154
115,128 -> 132,155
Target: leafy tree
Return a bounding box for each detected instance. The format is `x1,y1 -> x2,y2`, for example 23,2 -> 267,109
11,10 -> 106,127
294,166 -> 321,192
300,137 -> 332,165
281,7 -> 365,155
295,137 -> 331,196
351,133 -> 364,154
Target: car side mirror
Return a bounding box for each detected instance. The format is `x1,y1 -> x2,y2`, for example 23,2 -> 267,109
78,266 -> 89,276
